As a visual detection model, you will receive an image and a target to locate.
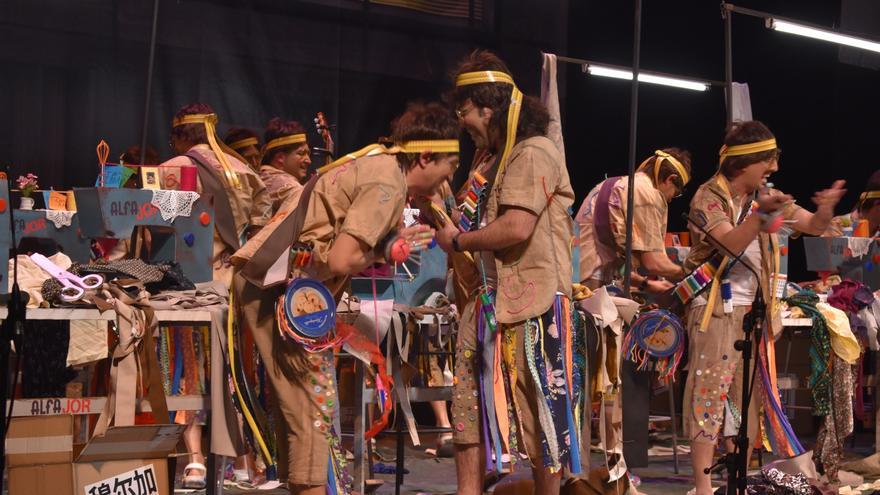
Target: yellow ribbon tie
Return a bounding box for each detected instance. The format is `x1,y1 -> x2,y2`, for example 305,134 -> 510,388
316,143 -> 401,175
455,70 -> 523,190
859,190 -> 880,203
173,113 -> 242,189
397,139 -> 460,154
228,136 -> 259,151
718,138 -> 777,165
637,150 -> 690,187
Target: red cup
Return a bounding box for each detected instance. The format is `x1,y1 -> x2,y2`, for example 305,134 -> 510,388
179,166 -> 197,191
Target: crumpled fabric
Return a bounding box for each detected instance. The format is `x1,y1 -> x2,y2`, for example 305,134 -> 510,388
8,252 -> 73,307
150,189 -> 200,222
812,355 -> 855,483
828,279 -> 874,315
745,467 -> 812,495
146,280 -> 228,310
816,302 -> 861,364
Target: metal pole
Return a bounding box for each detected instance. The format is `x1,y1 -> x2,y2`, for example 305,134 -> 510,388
139,0 -> 161,165
723,3 -> 734,126
621,0 -> 642,298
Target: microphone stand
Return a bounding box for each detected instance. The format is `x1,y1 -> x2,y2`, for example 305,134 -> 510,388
683,213 -> 763,495
1,169 -> 26,494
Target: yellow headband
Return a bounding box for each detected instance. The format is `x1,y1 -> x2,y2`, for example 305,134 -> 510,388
638,150 -> 690,186
397,140 -> 460,154
859,191 -> 880,203
171,113 -> 241,189
228,136 -> 258,150
718,138 -> 777,164
263,134 -> 307,154
455,70 -> 521,192
455,70 -> 516,87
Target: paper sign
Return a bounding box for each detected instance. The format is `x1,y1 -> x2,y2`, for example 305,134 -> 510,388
48,191 -> 68,210
120,166 -> 137,187
140,167 -> 160,190
42,190 -> 51,208
101,165 -> 124,188
66,191 -> 77,211
83,464 -> 159,495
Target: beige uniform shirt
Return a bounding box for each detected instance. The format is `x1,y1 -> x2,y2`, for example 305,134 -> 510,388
575,171 -> 667,284
160,145 -> 272,285
486,136 -> 574,323
259,165 -> 304,214
685,175 -> 802,336
232,153 -> 406,299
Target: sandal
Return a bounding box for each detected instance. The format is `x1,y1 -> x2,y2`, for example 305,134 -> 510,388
182,462 -> 207,490
435,434 -> 454,458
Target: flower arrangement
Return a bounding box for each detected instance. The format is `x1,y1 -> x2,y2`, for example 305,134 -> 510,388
16,173 -> 38,197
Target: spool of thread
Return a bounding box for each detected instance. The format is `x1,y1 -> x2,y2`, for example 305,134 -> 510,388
854,219 -> 870,237
180,166 -> 198,191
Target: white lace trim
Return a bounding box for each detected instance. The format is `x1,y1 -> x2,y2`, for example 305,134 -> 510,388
150,190 -> 200,222
43,210 -> 76,229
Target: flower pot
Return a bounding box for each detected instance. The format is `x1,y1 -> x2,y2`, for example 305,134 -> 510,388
19,197 -> 34,210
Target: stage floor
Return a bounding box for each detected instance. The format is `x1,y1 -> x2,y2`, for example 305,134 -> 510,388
184,429 -> 880,494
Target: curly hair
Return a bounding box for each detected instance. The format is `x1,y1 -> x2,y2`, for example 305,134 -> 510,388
449,50 -> 549,143
261,118 -> 308,165
640,147 -> 693,188
719,120 -> 779,179
391,101 -> 460,170
170,103 -> 214,146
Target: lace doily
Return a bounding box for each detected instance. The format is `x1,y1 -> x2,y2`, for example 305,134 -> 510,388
150,190 -> 200,222
43,210 -> 76,229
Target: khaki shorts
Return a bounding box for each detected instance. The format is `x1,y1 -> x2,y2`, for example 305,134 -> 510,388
451,299 -> 481,444
683,304 -> 760,445
233,272 -> 336,486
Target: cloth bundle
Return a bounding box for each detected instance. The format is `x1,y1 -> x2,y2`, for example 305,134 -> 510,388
41,259 -> 195,305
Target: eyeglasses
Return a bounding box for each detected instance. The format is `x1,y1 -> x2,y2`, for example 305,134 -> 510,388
455,105 -> 475,119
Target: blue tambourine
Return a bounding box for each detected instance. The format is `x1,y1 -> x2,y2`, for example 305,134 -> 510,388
282,278 -> 336,339
630,309 -> 683,359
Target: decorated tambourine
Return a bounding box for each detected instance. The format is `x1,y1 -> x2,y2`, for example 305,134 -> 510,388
622,309 -> 685,380
276,278 -> 342,352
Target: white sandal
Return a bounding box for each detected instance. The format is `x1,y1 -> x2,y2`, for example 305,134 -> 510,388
182,462 -> 207,489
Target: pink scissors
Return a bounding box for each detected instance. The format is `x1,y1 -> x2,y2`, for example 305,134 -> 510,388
30,253 -> 104,302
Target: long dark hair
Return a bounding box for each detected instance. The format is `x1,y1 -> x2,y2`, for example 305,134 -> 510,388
450,50 -> 549,142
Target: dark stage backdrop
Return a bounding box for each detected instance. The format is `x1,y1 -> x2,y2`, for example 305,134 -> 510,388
2,0 -> 879,281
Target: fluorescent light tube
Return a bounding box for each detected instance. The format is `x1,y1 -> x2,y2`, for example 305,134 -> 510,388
769,18 -> 880,53
586,64 -> 710,91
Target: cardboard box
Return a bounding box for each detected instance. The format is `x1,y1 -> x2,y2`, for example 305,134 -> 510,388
6,416 -> 184,495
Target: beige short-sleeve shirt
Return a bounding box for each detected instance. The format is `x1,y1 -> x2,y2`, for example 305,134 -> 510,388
233,153 -> 406,299
575,171 -> 667,283
487,136 -> 574,323
259,165 -> 304,214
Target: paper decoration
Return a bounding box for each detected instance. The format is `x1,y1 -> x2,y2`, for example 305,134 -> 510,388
120,166 -> 137,187
66,191 -> 77,211
48,191 -> 68,210
141,166 -> 160,190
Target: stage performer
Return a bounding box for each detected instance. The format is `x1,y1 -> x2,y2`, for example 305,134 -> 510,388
158,104 -> 272,488
436,50 -> 579,495
225,127 -> 262,171
572,147 -> 692,489
258,118 -> 312,213
682,120 -> 845,495
576,148 -> 691,292
231,102 -> 459,494
824,170 -> 880,237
